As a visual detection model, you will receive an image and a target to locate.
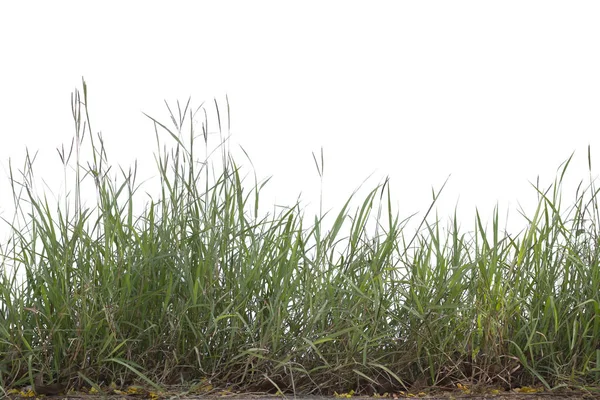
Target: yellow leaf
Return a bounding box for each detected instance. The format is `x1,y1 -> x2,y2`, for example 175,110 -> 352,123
514,386 -> 542,393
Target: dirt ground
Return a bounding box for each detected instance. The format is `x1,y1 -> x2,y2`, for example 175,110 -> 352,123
5,390 -> 599,400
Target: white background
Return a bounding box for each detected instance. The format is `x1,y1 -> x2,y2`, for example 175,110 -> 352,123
1,2 -> 600,246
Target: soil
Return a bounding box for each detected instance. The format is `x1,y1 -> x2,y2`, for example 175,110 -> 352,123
5,390 -> 599,400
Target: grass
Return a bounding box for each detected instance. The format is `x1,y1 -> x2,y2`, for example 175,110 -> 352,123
0,79 -> 599,396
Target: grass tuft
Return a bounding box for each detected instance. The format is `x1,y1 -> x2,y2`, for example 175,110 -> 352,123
0,79 -> 599,395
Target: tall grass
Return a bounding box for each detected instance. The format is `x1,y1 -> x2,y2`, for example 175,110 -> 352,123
0,80 -> 599,395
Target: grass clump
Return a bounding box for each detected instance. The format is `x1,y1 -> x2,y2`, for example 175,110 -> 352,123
0,80 -> 599,396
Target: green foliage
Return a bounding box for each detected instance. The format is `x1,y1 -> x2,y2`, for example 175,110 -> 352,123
0,79 -> 598,394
